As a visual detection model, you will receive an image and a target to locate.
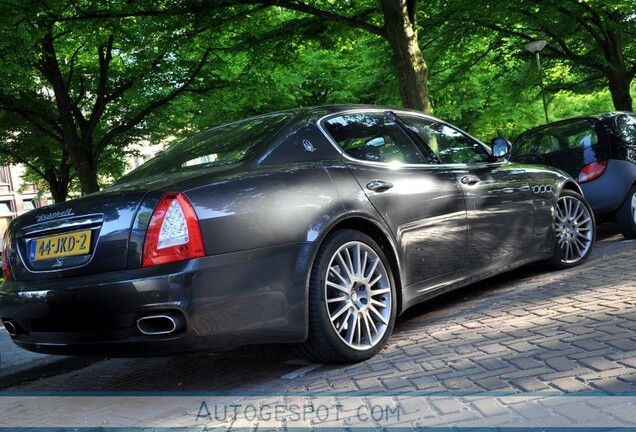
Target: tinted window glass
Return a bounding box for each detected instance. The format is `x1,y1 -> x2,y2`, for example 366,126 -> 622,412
513,118 -> 599,158
402,115 -> 491,164
116,114 -> 291,183
616,115 -> 636,145
323,112 -> 427,164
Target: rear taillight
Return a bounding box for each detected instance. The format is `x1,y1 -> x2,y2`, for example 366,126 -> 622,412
578,160 -> 608,183
142,193 -> 205,267
2,235 -> 12,281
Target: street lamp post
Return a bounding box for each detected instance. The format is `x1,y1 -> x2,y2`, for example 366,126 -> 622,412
524,39 -> 549,123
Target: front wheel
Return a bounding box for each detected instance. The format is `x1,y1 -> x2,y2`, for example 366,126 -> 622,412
300,230 -> 397,363
546,190 -> 595,269
615,185 -> 636,239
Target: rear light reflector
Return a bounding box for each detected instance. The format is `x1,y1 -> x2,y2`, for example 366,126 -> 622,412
143,193 -> 205,267
578,160 -> 608,184
2,235 -> 12,281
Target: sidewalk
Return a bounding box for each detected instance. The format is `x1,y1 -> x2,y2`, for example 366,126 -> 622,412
0,323 -> 97,388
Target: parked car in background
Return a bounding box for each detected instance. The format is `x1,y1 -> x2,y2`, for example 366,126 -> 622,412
511,112 -> 636,238
1,106 -> 595,363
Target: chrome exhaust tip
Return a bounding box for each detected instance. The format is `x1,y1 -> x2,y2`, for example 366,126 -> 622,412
3,320 -> 18,337
137,313 -> 185,335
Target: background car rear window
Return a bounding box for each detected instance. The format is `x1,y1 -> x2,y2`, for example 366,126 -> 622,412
513,118 -> 600,157
401,115 -> 491,164
616,114 -> 636,145
117,113 -> 292,183
323,112 -> 427,164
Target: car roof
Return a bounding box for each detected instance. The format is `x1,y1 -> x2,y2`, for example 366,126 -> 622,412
254,104 -> 432,125
515,111 -> 634,140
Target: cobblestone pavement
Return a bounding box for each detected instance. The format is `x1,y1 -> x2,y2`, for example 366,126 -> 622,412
1,225 -> 635,429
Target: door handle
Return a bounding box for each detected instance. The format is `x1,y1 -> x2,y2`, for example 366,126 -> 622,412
366,180 -> 394,192
460,175 -> 480,186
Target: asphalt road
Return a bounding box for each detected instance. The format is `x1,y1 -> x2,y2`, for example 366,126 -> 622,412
1,223 -> 635,429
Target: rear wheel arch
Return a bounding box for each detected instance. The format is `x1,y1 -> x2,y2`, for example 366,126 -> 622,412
615,183 -> 636,238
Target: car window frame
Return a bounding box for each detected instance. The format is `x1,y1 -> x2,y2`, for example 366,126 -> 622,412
317,109 -> 437,168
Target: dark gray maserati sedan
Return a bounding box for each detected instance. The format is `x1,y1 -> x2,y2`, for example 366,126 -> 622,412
1,106 -> 595,363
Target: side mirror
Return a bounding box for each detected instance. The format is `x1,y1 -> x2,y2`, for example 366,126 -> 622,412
491,138 -> 512,160
366,136 -> 386,147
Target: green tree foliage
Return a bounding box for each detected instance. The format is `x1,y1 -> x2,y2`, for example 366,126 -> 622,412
0,0 -> 231,197
452,0 -> 636,111
1,0 -> 635,203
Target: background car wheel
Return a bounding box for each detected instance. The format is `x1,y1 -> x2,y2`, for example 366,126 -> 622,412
546,190 -> 595,269
615,185 -> 636,239
300,230 -> 397,363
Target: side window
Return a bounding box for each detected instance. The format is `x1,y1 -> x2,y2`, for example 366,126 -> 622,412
516,134 -> 563,155
617,115 -> 636,145
402,115 -> 491,164
322,113 -> 427,164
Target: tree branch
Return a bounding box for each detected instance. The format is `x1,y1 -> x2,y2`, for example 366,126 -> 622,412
95,48 -> 212,156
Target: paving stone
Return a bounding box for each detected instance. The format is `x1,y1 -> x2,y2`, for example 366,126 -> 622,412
475,377 -> 510,391
544,357 -> 579,372
550,377 -> 593,393
577,357 -> 623,372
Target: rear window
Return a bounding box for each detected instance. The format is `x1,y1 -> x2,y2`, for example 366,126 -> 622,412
616,114 -> 636,145
116,113 -> 291,183
513,118 -> 600,158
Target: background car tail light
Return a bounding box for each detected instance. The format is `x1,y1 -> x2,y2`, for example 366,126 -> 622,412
578,160 -> 608,183
143,193 -> 205,267
2,236 -> 12,281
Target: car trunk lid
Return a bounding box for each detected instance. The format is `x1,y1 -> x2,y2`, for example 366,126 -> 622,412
5,190 -> 147,281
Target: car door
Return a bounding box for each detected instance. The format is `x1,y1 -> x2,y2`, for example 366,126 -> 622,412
401,114 -> 535,267
320,110 -> 468,288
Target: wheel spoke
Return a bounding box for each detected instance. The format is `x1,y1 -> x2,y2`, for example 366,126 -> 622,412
326,280 -> 350,294
368,273 -> 383,289
362,312 -> 373,344
330,303 -> 351,323
336,250 -> 355,282
369,287 -> 391,296
365,310 -> 378,335
327,295 -> 347,304
353,244 -> 361,277
337,308 -> 353,332
364,258 -> 379,281
329,266 -> 349,287
370,298 -> 386,308
368,304 -> 389,325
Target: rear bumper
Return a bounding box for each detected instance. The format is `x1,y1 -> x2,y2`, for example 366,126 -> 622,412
581,159 -> 636,215
0,243 -> 312,356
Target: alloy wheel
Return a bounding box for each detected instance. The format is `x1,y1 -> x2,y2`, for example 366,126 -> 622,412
555,195 -> 594,264
324,241 -> 392,351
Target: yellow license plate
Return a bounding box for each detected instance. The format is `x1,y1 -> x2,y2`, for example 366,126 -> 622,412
29,230 -> 92,261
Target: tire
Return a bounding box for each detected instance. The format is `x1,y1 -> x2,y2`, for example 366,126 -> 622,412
299,230 -> 397,363
615,185 -> 636,239
546,190 -> 596,269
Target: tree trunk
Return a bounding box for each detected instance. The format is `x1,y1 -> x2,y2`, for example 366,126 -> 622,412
379,0 -> 431,113
608,72 -> 633,111
41,31 -> 101,195
48,180 -> 69,203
